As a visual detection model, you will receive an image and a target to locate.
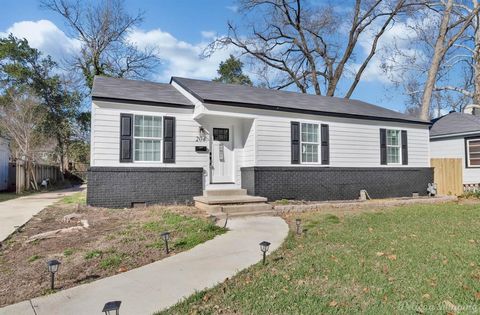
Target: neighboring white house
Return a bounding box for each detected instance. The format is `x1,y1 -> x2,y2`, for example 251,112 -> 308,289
88,76 -> 432,208
430,106 -> 480,187
0,138 -> 9,191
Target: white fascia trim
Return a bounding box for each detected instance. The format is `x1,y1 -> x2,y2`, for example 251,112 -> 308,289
171,81 -> 203,106
430,130 -> 480,140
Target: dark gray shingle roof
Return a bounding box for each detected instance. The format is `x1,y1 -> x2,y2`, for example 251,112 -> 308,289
430,112 -> 480,137
92,76 -> 194,107
172,77 -> 428,124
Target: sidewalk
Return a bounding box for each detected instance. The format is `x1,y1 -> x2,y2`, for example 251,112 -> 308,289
0,216 -> 289,315
0,186 -> 83,242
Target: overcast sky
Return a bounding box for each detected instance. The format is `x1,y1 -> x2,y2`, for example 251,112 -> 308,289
0,0 -> 414,113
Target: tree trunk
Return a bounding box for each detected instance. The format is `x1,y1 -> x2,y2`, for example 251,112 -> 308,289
25,160 -> 32,191
474,10 -> 480,105
420,0 -> 453,120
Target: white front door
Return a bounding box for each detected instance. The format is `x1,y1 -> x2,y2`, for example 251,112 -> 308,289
210,126 -> 234,183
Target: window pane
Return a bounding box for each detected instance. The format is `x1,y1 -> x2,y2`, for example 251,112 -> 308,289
301,144 -> 318,163
134,115 -> 163,139
469,141 -> 480,153
312,144 -> 318,162
387,147 -> 399,164
153,117 -> 162,138
312,125 -> 318,143
301,123 -> 319,143
301,123 -> 308,142
468,139 -> 480,166
134,139 -> 161,161
135,116 -> 143,137
471,158 -> 480,166
387,130 -> 399,145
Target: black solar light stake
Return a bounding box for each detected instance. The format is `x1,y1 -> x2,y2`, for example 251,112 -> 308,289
161,231 -> 171,254
295,218 -> 302,235
102,301 -> 121,315
47,259 -> 60,290
259,241 -> 271,265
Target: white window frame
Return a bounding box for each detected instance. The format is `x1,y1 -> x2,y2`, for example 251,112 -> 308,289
300,122 -> 320,164
386,128 -> 402,165
133,115 -> 163,162
466,138 -> 480,168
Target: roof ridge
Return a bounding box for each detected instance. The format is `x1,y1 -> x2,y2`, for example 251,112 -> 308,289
171,76 -> 427,124
94,75 -> 171,87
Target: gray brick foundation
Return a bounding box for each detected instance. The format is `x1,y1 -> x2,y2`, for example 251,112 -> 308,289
87,167 -> 204,208
241,167 -> 433,201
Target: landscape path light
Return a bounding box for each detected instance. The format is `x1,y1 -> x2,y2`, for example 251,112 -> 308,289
295,218 -> 301,235
161,231 -> 171,254
47,259 -> 60,290
102,300 -> 121,315
259,241 -> 271,265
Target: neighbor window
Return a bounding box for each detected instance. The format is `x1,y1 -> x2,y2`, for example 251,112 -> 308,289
386,129 -> 401,164
467,138 -> 480,167
301,123 -> 319,163
134,115 -> 162,161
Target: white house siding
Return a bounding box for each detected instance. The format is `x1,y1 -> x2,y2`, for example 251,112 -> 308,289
242,119 -> 256,166
430,137 -> 480,184
92,99 -> 430,191
91,101 -> 208,170
199,103 -> 430,168
254,114 -> 430,168
0,139 -> 9,191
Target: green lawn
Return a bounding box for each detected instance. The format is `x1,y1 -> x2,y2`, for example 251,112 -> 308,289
61,191 -> 86,204
0,192 -> 21,202
160,203 -> 480,314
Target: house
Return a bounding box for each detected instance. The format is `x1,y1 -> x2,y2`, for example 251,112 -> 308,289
430,106 -> 480,189
87,76 -> 433,208
0,138 -> 9,191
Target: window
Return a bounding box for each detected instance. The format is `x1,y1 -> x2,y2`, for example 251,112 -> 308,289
213,128 -> 229,141
134,115 -> 162,161
301,123 -> 319,163
386,129 -> 401,164
467,138 -> 480,167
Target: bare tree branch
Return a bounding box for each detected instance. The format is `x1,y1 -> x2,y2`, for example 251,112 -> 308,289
41,0 -> 159,89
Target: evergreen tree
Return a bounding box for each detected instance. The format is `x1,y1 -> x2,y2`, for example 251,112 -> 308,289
213,55 -> 252,85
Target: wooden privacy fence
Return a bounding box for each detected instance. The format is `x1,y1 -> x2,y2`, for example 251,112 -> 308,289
15,161 -> 62,193
431,158 -> 463,196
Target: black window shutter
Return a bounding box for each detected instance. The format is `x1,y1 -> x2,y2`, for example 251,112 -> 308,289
380,128 -> 387,165
119,113 -> 133,162
291,121 -> 300,164
321,124 -> 330,165
163,116 -> 176,163
401,130 -> 408,165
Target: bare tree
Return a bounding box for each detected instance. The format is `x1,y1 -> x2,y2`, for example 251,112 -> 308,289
208,0 -> 417,97
41,0 -> 159,89
429,0 -> 480,105
419,0 -> 478,120
0,90 -> 47,190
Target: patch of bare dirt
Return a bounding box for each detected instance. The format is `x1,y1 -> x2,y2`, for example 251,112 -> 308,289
0,197 -> 209,307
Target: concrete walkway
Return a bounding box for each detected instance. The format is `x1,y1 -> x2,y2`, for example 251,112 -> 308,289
0,186 -> 83,242
0,216 -> 289,315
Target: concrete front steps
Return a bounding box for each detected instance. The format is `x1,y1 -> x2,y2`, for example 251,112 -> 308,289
194,189 -> 274,218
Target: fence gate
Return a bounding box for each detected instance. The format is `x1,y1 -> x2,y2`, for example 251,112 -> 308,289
430,158 -> 463,196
